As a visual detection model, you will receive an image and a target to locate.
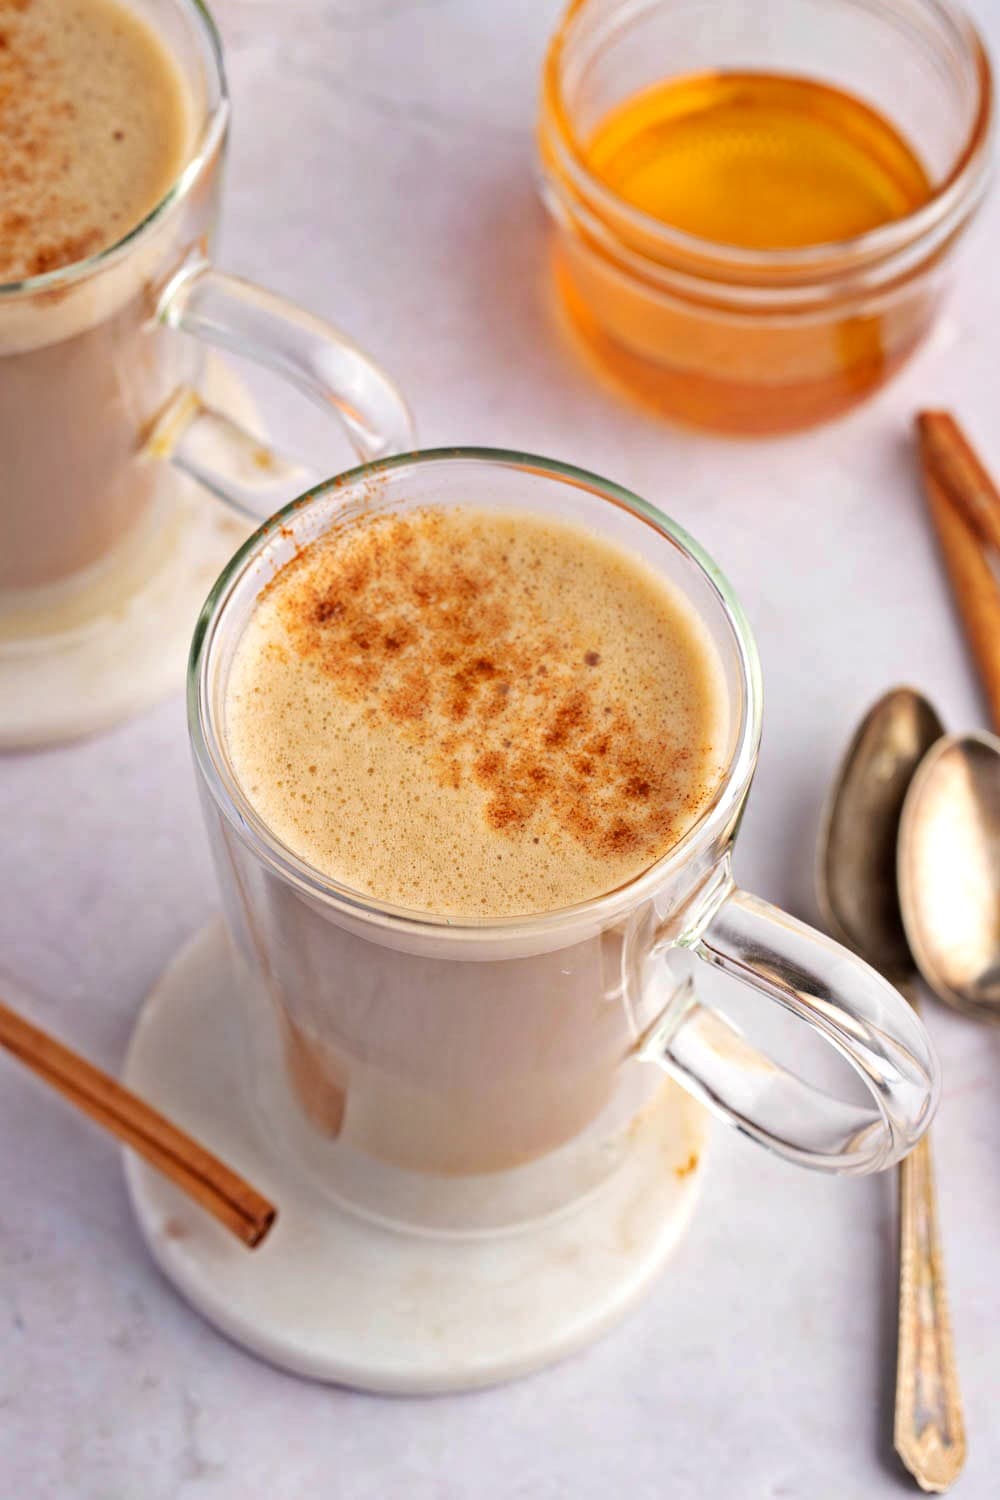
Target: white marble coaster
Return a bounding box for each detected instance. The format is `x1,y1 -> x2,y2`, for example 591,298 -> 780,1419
122,922 -> 710,1394
0,359 -> 256,749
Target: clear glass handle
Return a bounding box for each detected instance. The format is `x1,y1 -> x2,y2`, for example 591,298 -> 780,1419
148,259 -> 415,519
641,867 -> 940,1173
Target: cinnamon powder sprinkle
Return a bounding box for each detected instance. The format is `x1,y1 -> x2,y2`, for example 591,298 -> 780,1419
0,0 -> 189,282
244,506 -> 723,903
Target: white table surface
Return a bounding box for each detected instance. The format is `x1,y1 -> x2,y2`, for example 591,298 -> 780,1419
3,2 -> 1000,1495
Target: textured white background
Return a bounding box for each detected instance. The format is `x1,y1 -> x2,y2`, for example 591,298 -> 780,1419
2,1 -> 1000,1495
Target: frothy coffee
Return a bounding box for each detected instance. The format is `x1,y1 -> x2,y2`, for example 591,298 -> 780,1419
225,507 -> 726,918
0,0 -> 191,283
0,0 -> 200,604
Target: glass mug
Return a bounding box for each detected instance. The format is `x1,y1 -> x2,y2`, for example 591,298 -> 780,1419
0,0 -> 412,640
538,0 -> 992,435
190,451 -> 938,1235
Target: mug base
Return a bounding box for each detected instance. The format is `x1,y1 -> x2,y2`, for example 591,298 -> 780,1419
122,921 -> 710,1394
0,357 -> 255,749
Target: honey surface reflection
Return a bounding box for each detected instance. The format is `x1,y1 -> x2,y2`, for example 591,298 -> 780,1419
584,73 -> 931,251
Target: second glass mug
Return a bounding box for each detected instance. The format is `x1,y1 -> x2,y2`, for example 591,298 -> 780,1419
0,0 -> 413,638
191,451 -> 938,1235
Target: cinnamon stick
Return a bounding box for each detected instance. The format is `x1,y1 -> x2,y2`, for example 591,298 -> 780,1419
919,465 -> 1000,732
0,999 -> 276,1248
918,410 -> 1000,555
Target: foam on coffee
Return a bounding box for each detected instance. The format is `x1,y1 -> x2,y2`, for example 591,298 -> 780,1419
0,0 -> 192,284
225,507 -> 727,918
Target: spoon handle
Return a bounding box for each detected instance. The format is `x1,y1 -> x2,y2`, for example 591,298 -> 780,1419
895,1030 -> 965,1492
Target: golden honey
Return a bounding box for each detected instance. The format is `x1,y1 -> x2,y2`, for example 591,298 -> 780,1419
582,73 -> 931,252
539,1 -> 991,438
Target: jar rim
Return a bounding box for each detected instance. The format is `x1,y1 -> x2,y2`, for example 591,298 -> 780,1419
540,0 -> 993,279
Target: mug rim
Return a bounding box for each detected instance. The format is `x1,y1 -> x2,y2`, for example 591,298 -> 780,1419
0,0 -> 228,300
188,447 -> 763,941
541,0 -> 993,277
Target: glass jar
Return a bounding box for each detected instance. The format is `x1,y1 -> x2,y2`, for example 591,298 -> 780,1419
538,0 -> 992,435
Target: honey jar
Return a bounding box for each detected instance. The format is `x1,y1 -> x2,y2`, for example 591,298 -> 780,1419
539,0 -> 992,435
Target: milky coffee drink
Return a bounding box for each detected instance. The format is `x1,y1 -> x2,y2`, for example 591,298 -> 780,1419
226,506 -> 726,918
0,0 -> 193,600
222,505 -> 727,1174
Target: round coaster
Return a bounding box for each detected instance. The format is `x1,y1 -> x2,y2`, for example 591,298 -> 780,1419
0,359 -> 256,749
122,922 -> 710,1394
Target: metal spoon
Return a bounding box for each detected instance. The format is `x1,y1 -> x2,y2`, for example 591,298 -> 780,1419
899,731 -> 1000,1024
817,687 -> 964,1494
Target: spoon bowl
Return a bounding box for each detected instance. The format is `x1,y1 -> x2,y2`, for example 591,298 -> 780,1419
899,730 -> 1000,1022
818,687 -> 944,983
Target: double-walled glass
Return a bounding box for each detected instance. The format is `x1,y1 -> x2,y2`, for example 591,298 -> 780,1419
539,0 -> 992,434
0,0 -> 412,642
190,451 -> 938,1234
